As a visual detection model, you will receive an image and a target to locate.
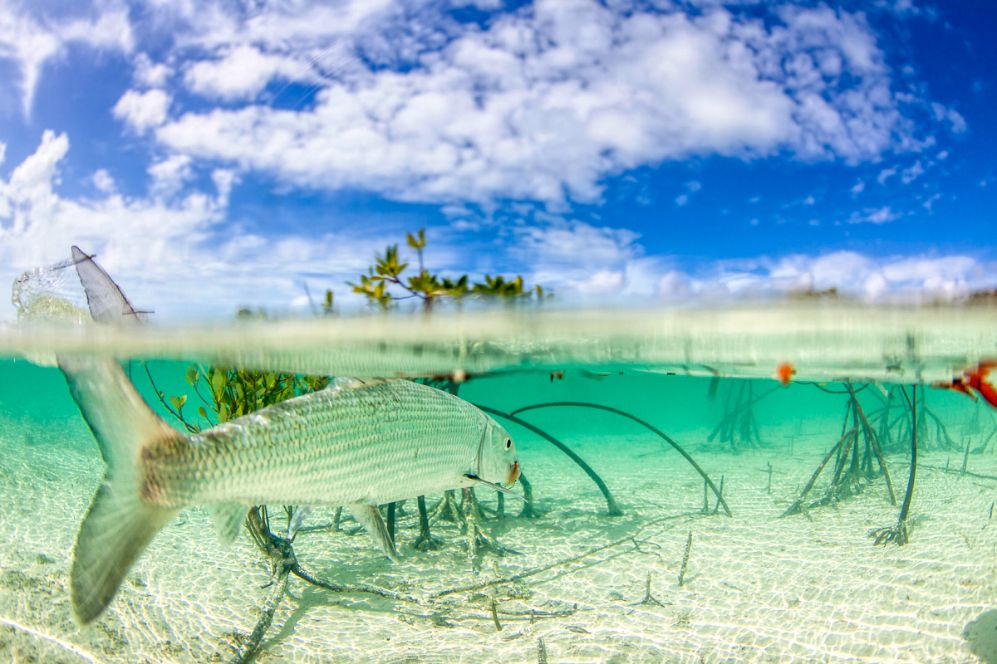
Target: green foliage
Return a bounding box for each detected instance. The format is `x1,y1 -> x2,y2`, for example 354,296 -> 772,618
350,227 -> 548,310
160,361 -> 329,431
204,367 -> 329,424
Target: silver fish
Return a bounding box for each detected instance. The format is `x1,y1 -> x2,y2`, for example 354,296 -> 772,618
61,358 -> 520,625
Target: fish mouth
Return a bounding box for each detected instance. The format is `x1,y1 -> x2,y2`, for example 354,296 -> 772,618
506,461 -> 520,487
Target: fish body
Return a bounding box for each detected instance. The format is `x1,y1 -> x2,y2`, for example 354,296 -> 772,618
143,378 -> 511,507
61,357 -> 518,625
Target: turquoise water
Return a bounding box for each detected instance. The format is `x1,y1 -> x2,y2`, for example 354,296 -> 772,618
1,313 -> 996,662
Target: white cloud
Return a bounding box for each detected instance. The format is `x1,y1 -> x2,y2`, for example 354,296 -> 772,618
901,160 -> 923,184
0,2 -> 133,116
148,154 -> 193,198
184,45 -> 309,100
113,89 -> 171,132
676,180 -> 702,206
850,179 -> 865,195
0,131 -> 400,319
91,169 -> 115,194
509,217 -> 990,304
152,1 -> 919,205
849,206 -> 898,224
579,269 -> 625,294
930,102 -> 967,134
2,131 -> 992,320
154,0 -> 397,53
133,53 -> 171,88
876,166 -> 896,184
512,218 -> 643,293
8,130 -> 68,200
652,251 -> 992,302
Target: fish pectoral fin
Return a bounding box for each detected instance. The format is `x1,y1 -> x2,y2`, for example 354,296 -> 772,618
348,504 -> 400,562
464,473 -> 515,495
207,503 -> 248,544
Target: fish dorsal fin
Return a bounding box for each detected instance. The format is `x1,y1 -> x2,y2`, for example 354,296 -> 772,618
71,246 -> 144,324
348,504 -> 400,562
207,503 -> 247,544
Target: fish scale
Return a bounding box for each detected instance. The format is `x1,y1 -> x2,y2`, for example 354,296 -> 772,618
145,379 -> 490,508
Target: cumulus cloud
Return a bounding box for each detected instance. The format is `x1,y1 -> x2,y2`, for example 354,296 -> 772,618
651,251 -> 992,302
1,132 -> 991,320
506,219 -> 994,303
0,131 -> 402,319
91,169 -> 116,194
184,45 -> 309,100
148,154 -> 194,198
0,2 -> 133,116
133,53 -> 171,88
512,219 -> 643,294
150,0 -> 921,205
113,89 -> 171,132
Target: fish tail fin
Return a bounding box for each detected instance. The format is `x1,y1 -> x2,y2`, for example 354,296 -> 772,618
59,355 -> 182,624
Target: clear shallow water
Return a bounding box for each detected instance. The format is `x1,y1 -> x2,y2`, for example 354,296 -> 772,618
1,306 -> 996,662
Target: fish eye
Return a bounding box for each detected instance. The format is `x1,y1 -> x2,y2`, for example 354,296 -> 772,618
505,439 -> 512,449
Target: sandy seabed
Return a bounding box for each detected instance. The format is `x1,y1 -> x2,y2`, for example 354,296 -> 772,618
0,416 -> 995,663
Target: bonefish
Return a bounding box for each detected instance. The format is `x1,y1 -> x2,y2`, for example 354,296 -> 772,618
61,355 -> 520,625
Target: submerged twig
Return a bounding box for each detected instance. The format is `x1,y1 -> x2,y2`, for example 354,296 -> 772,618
229,507 -> 294,663
490,599 -> 502,632
507,402 -> 731,517
434,513 -> 695,598
919,464 -> 997,482
537,638 -> 549,664
783,430 -> 851,517
711,476 -> 725,515
518,472 -> 539,518
786,382 -> 901,517
708,383 -> 779,450
635,572 -> 666,607
479,405 -> 624,516
870,385 -> 919,546
413,495 -> 443,551
677,531 -> 693,587
228,567 -> 289,663
846,383 -> 896,505
0,616 -> 99,663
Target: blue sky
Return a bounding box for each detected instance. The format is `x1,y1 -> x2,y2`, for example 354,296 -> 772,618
0,0 -> 994,318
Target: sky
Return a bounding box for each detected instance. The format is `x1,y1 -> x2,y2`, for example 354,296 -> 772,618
0,0 -> 994,318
